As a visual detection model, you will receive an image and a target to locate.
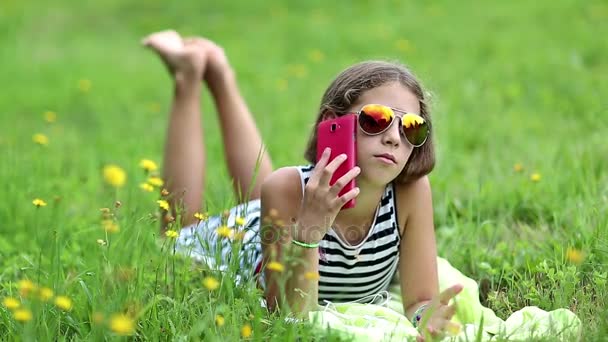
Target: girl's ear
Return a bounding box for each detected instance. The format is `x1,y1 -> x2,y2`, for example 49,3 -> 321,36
321,110 -> 337,121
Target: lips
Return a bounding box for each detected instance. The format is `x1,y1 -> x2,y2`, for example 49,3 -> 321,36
374,153 -> 396,164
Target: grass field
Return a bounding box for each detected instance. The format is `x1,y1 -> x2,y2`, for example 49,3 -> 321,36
1,0 -> 607,340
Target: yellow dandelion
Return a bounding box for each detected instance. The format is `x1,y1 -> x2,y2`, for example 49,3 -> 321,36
157,200 -> 170,211
44,111 -> 57,123
287,64 -> 308,78
235,216 -> 246,226
109,313 -> 135,336
276,78 -> 288,92
54,296 -> 72,311
513,163 -> 524,172
139,183 -> 154,192
241,323 -> 252,338
99,207 -> 111,214
215,225 -> 234,239
203,276 -> 220,291
165,230 -> 179,239
270,7 -> 287,19
530,172 -> 541,182
18,279 -> 36,297
401,113 -> 425,128
103,164 -> 126,188
233,231 -> 246,241
147,176 -> 164,187
304,271 -> 320,281
194,212 -> 209,221
39,287 -> 54,301
78,79 -> 92,93
2,297 -> 20,310
147,102 -> 161,113
308,49 -> 325,63
32,198 -> 47,207
269,208 -> 279,218
267,261 -> 284,273
566,247 -> 585,264
102,219 -> 120,233
13,308 -> 32,322
394,39 -> 413,53
32,133 -> 49,146
138,159 -> 158,172
215,314 -> 225,326
446,321 -> 462,336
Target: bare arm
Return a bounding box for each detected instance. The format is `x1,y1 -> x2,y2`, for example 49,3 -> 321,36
397,176 -> 462,339
398,176 -> 439,318
259,168 -> 319,315
260,150 -> 360,316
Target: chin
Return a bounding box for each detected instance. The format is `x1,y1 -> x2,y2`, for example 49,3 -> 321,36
359,167 -> 399,187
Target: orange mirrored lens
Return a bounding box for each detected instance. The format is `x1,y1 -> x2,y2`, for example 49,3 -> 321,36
401,113 -> 428,146
358,104 -> 395,134
358,104 -> 429,146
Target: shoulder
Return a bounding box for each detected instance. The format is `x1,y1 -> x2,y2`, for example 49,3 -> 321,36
262,166 -> 302,194
261,166 -> 304,217
393,176 -> 433,232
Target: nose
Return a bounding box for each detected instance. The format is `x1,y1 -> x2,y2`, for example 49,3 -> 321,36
381,119 -> 402,146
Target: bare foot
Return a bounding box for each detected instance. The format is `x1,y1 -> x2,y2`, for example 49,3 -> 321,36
142,30 -> 207,81
182,37 -> 232,91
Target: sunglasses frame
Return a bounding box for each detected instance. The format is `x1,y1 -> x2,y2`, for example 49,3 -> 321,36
352,104 -> 430,147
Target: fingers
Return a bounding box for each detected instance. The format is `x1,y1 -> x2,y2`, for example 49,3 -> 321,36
438,284 -> 463,305
306,148 -> 359,210
310,147 -> 347,186
329,165 -> 360,196
445,321 -> 462,336
420,304 -> 459,340
425,319 -> 460,339
308,147 -> 331,184
335,186 -> 360,207
318,153 -> 348,187
440,303 -> 457,320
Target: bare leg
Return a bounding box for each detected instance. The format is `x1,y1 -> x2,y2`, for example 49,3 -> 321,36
190,38 -> 274,202
142,31 -> 208,230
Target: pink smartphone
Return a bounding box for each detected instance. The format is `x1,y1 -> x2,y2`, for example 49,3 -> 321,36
316,114 -> 357,209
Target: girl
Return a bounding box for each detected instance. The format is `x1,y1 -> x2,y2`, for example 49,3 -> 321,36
143,30 -> 462,340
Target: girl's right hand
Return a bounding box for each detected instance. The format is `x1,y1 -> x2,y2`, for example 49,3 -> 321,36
294,148 -> 361,244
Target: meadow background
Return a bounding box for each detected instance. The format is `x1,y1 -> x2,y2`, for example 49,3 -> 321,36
1,0 -> 607,340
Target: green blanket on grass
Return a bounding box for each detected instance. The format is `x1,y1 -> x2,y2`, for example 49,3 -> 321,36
308,257 -> 581,341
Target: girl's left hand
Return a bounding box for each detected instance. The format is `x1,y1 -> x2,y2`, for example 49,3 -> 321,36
416,284 -> 463,342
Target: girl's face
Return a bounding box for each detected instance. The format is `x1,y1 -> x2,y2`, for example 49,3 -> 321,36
347,82 -> 421,187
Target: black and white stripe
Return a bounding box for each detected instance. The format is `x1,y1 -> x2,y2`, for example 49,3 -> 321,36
178,164 -> 401,305
260,164 -> 401,304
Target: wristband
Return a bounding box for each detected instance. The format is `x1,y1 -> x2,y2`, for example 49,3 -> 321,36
411,303 -> 429,328
291,238 -> 320,248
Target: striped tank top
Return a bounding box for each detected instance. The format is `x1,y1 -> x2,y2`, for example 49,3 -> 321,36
293,165 -> 402,304
176,164 -> 402,305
